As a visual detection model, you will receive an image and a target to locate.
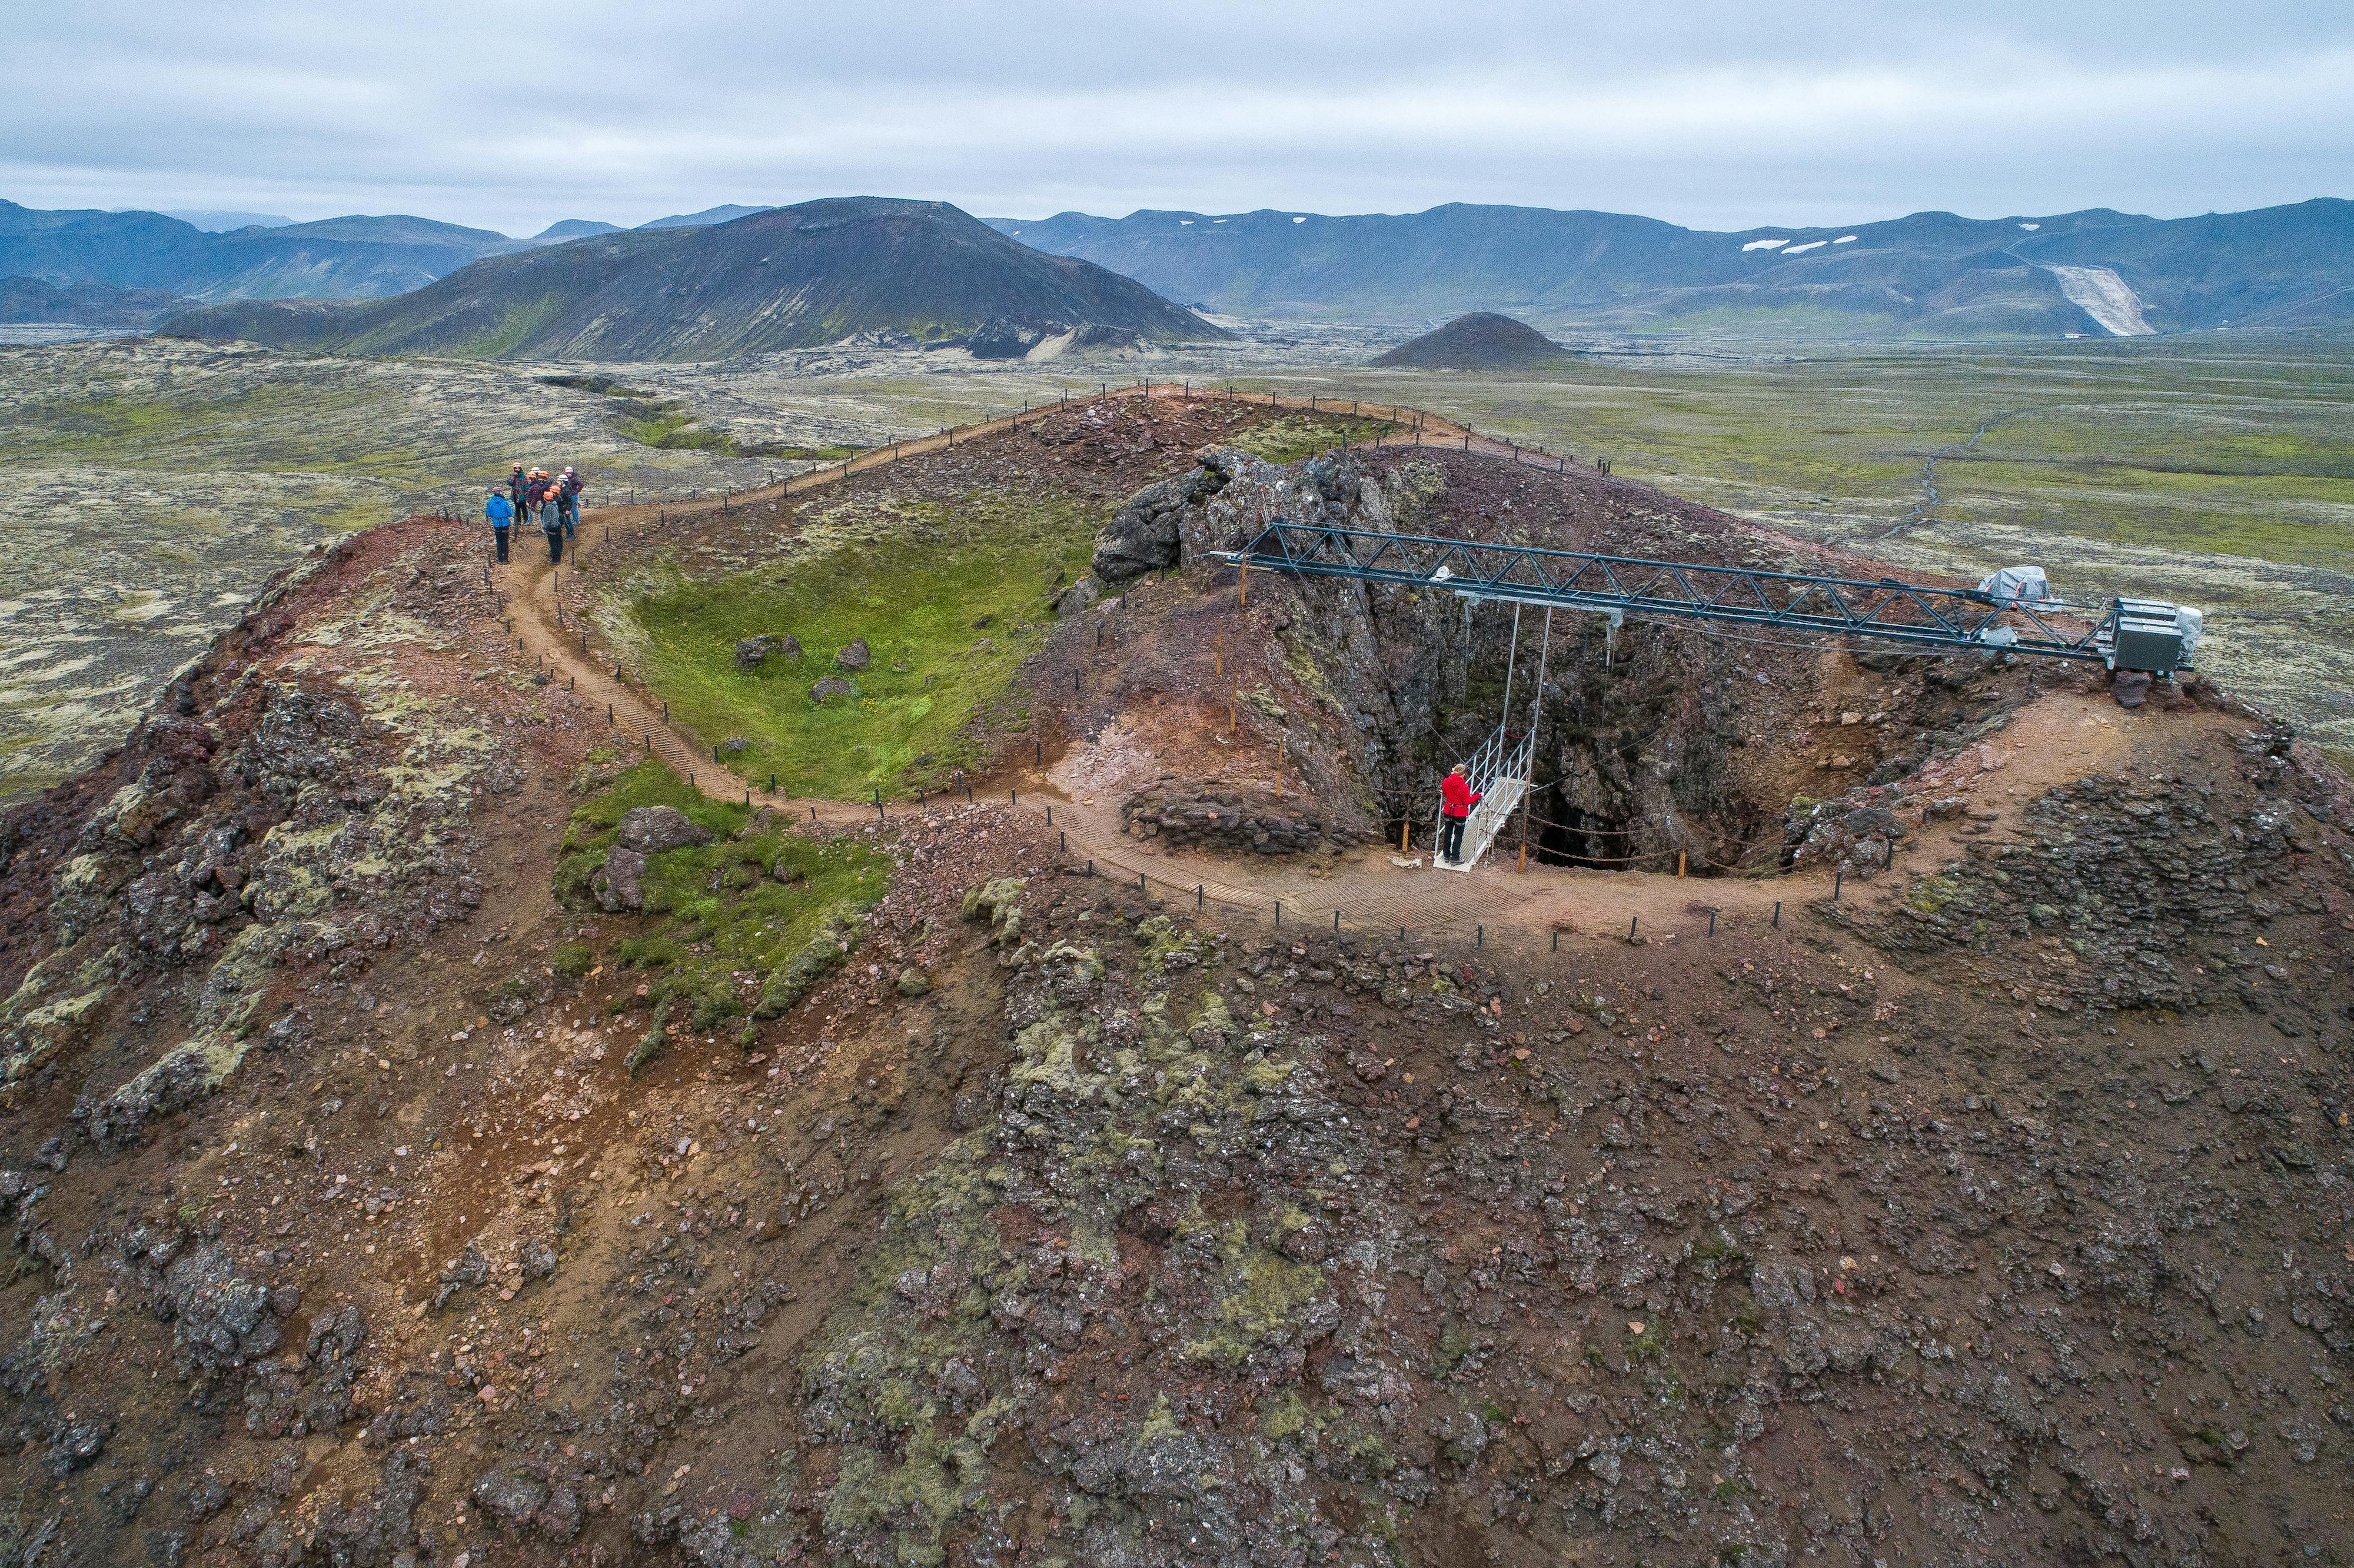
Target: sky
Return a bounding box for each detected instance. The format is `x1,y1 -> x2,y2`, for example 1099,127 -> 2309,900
5,1 -> 2350,237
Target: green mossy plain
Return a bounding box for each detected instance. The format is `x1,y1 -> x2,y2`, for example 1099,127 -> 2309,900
629,491 -> 1096,798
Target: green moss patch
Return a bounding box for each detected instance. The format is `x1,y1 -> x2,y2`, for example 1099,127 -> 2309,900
1226,412 -> 1396,464
617,401 -> 744,455
630,491 -> 1095,797
1181,1217 -> 1329,1368
557,758 -> 887,1031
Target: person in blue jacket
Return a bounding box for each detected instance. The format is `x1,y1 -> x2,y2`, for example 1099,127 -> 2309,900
484,487 -> 514,563
558,467 -> 582,537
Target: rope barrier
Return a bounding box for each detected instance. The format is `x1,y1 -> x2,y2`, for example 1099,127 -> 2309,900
1046,837 -> 1814,951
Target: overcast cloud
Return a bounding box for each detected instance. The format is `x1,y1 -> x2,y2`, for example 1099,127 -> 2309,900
5,1 -> 2349,235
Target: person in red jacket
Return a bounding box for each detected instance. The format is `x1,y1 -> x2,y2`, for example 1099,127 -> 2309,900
1439,765 -> 1481,864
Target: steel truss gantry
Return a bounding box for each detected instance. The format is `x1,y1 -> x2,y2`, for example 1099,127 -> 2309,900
1216,521 -> 2195,670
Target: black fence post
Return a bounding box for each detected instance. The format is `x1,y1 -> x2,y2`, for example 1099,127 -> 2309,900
1476,925 -> 1483,947
1772,900 -> 1781,927
1629,915 -> 1638,941
1196,883 -> 1203,910
1707,909 -> 1717,937
1834,869 -> 1843,900
1274,900 -> 1281,928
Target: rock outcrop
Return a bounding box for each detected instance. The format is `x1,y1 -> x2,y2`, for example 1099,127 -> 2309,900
617,805 -> 709,854
734,634 -> 800,670
1121,783 -> 1356,855
1090,446 -> 1274,582
1837,725 -> 2338,1014
591,845 -> 647,911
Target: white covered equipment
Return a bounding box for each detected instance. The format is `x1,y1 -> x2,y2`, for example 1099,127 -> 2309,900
1977,565 -> 2054,605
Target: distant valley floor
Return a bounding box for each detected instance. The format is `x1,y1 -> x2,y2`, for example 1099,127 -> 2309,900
4,329 -> 2348,800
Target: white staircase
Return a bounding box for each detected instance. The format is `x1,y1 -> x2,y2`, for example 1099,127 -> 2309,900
1433,725 -> 1534,872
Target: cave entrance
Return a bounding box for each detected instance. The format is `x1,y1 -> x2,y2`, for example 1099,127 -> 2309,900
1528,785 -> 1639,870
1355,599 -> 1776,877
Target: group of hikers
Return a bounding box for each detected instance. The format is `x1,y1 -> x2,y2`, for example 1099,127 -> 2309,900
483,464 -> 584,564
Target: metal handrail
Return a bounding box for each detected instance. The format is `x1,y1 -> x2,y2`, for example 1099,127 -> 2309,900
1432,724 -> 1534,857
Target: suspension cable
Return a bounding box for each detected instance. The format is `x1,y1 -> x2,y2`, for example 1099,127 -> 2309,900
1498,602 -> 1523,728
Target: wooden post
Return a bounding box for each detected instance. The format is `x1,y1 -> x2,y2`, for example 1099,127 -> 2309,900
1238,563 -> 1247,608
1677,850 -> 1687,877
1400,820 -> 1409,853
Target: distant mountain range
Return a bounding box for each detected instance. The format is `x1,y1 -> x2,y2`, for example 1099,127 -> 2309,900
158,209 -> 295,232
160,197 -> 1227,359
0,199 -> 788,308
534,219 -> 623,241
639,204 -> 773,229
990,198 -> 2354,338
8,191 -> 2347,345
0,276 -> 185,327
0,202 -> 531,301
